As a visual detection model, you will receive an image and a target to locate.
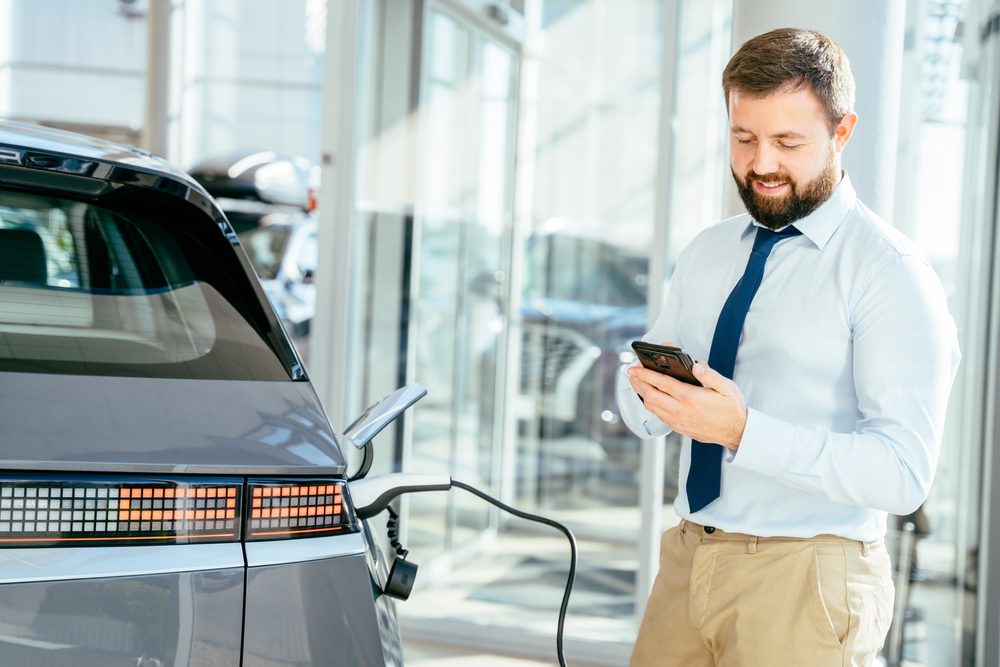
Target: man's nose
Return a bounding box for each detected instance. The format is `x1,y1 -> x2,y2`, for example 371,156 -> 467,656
751,145 -> 780,175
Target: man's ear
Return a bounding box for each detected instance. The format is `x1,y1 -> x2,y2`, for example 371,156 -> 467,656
834,113 -> 858,151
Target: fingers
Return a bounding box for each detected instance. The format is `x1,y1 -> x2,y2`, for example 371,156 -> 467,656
631,373 -> 683,414
690,361 -> 733,396
627,350 -> 747,446
629,366 -> 698,400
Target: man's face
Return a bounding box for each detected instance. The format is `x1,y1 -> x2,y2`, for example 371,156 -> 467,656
728,86 -> 855,230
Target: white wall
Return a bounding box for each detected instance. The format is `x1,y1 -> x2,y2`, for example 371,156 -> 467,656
0,0 -> 146,130
0,0 -> 324,168
168,0 -> 325,169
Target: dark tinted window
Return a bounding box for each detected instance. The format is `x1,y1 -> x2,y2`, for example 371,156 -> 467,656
0,189 -> 292,380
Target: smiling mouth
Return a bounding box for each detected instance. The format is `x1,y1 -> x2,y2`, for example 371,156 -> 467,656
754,180 -> 789,192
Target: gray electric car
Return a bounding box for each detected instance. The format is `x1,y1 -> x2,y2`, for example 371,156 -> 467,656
0,120 -> 407,666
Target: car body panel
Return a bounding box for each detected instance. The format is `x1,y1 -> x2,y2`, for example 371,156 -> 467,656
0,543 -> 244,585
0,373 -> 347,475
244,531 -> 365,568
0,120 -> 199,188
0,567 -> 245,666
243,553 -> 400,667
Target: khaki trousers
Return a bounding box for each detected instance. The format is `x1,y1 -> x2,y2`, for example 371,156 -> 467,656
630,520 -> 895,667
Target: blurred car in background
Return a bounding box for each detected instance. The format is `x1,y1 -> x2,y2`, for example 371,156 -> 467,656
517,232 -> 649,445
190,152 -> 319,361
478,233 -> 675,498
239,211 -> 318,360
473,230 -> 691,506
189,151 -> 317,232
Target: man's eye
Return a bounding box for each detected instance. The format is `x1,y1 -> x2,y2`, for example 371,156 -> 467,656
779,143 -> 801,150
735,138 -> 754,145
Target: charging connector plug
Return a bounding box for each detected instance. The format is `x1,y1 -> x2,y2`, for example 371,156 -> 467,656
349,473 -> 452,519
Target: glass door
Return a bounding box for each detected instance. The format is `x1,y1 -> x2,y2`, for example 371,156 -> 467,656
501,0 -> 669,643
404,7 -> 519,562
402,1 -> 673,651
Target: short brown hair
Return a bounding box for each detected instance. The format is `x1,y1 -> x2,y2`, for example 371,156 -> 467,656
722,28 -> 855,133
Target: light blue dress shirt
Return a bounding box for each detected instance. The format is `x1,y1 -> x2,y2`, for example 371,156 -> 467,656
616,174 -> 961,541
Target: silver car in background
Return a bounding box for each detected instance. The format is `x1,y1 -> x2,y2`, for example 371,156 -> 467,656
0,120 -> 402,666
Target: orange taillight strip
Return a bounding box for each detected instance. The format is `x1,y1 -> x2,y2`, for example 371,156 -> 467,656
0,477 -> 242,547
0,476 -> 358,547
246,480 -> 354,541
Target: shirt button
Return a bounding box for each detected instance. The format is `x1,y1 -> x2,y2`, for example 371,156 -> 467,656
703,526 -> 716,534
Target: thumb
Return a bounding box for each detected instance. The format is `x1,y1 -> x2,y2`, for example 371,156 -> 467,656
692,360 -> 729,392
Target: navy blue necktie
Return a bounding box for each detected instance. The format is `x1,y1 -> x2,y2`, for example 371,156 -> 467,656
686,225 -> 802,513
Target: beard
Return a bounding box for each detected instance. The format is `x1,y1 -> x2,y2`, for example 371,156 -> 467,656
732,151 -> 840,230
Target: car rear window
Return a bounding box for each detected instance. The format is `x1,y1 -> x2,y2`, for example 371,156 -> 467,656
0,189 -> 293,380
240,224 -> 291,280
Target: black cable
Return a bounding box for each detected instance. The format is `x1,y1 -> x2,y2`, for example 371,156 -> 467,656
451,479 -> 577,667
385,505 -> 408,558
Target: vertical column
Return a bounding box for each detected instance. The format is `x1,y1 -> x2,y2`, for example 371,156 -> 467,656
634,0 -> 682,625
312,0 -> 362,430
727,0 -> 907,222
973,2 -> 1000,664
0,3 -> 13,118
142,0 -> 172,156
359,0 -> 423,475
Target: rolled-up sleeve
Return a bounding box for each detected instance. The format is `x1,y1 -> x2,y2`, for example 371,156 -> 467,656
729,254 -> 961,515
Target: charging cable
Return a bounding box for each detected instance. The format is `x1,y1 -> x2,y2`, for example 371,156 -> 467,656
385,505 -> 408,559
350,474 -> 578,667
450,480 -> 577,667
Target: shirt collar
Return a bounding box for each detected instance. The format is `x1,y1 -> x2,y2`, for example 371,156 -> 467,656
740,172 -> 856,249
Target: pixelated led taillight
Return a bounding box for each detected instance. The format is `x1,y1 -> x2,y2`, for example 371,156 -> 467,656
0,476 -> 242,546
245,479 -> 355,541
0,476 -> 357,547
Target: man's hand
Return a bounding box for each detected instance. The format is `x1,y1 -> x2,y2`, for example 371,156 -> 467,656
628,354 -> 748,450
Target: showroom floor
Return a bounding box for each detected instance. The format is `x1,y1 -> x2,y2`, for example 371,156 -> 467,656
403,639 -> 565,666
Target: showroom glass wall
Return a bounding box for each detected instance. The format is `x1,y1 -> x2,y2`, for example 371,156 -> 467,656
336,0 -> 731,660
7,0 -> 994,664
885,2 -> 978,664
318,0 -> 999,664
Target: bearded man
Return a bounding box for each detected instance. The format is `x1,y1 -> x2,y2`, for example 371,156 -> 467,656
617,28 -> 961,666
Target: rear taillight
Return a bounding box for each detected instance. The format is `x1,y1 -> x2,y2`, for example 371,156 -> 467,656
0,475 -> 357,547
246,479 -> 352,541
0,476 -> 242,546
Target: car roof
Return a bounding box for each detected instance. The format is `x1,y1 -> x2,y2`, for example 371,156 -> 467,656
0,118 -> 203,191
0,119 -> 235,238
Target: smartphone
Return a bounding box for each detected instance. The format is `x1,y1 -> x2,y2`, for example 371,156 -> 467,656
630,341 -> 702,386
